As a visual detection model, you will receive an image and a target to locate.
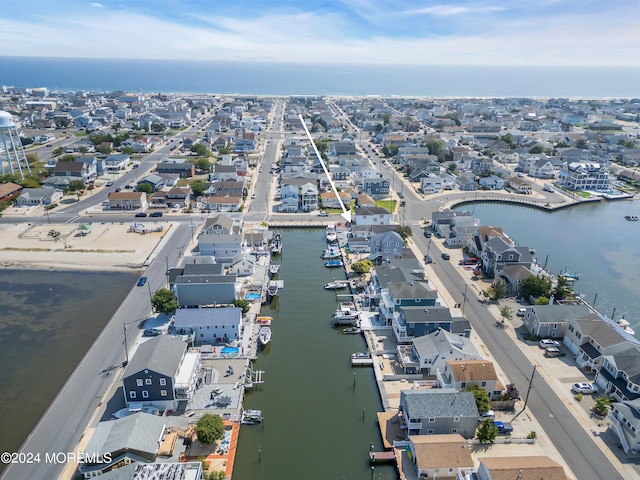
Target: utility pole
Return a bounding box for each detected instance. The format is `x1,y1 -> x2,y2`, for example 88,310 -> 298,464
122,323 -> 129,367
512,365 -> 536,422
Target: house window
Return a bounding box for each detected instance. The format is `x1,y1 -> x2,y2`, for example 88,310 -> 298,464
453,416 -> 460,423
145,379 -> 152,385
460,382 -> 466,388
142,391 -> 149,398
160,390 -> 167,396
427,429 -> 434,434
451,429 -> 458,434
428,417 -> 436,423
159,379 -> 166,386
136,379 -> 143,387
481,381 -> 487,387
129,391 -> 136,399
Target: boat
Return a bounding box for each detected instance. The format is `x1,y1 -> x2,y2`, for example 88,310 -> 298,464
326,226 -> 338,243
625,215 -> 639,221
338,301 -> 356,312
269,264 -> 280,276
561,272 -> 580,281
256,316 -> 273,326
343,327 -> 361,334
113,404 -> 159,419
617,319 -> 635,335
321,248 -> 340,259
267,283 -> 279,297
241,409 -> 263,424
334,310 -> 360,320
270,232 -> 282,254
351,351 -> 373,366
258,326 -> 272,347
324,281 -> 349,290
325,260 -> 344,268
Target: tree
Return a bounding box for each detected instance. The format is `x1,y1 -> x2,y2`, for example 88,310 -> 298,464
189,180 -> 206,198
151,122 -> 166,132
593,396 -> 611,416
423,139 -> 446,160
20,136 -> 34,146
196,414 -> 224,445
78,146 -> 89,154
112,122 -> 122,134
232,299 -> 250,314
218,146 -> 231,155
381,143 -> 399,158
396,225 -> 412,240
465,384 -> 491,414
500,133 -> 516,149
151,288 -> 178,313
194,157 -> 212,172
476,418 -> 498,443
499,305 -> 513,323
136,183 -> 152,194
528,144 -> 543,154
52,147 -> 65,157
351,259 -> 373,274
519,275 -> 552,299
120,146 -> 137,155
191,143 -> 212,157
487,278 -> 507,301
67,179 -> 86,196
575,138 -> 587,149
447,162 -> 457,173
57,154 -> 77,162
505,383 -> 521,401
552,275 -> 573,300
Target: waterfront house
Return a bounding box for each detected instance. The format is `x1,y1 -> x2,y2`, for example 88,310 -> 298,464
393,305 -> 471,344
407,434 -> 474,480
399,389 -> 479,438
202,213 -> 242,235
529,158 -> 556,178
15,187 -> 63,206
476,456 -> 569,480
478,175 -> 505,190
103,153 -> 130,172
156,161 -> 196,178
122,336 -> 200,412
79,413 -> 191,478
595,345 -> 640,402
431,210 -> 473,238
521,304 -> 593,339
608,399 -> 640,454
171,263 -> 239,305
558,161 -> 614,192
497,264 -> 535,295
107,191 -> 148,211
197,232 -> 243,264
443,215 -> 480,248
507,176 -> 532,194
397,329 -> 482,376
85,463 -> 204,480
172,306 -> 243,344
354,206 -> 391,225
480,236 -> 533,277
455,173 -> 478,191
420,174 -> 444,194
370,230 -> 404,260
466,225 -> 509,257
563,316 -> 630,371
320,190 -> 351,209
436,360 -> 504,401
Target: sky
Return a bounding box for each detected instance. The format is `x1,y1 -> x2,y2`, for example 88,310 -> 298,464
0,0 -> 638,66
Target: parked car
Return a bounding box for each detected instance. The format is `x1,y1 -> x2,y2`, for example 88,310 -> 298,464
479,410 -> 495,420
400,201 -> 406,207
572,382 -> 597,394
424,255 -> 433,264
136,276 -> 147,286
135,212 -> 147,217
441,253 -> 450,260
149,211 -> 163,217
115,188 -> 121,192
317,211 -> 328,217
517,308 -> 527,316
544,346 -> 565,358
493,421 -> 513,434
539,339 -> 560,349
143,328 -> 162,336
423,229 -> 432,238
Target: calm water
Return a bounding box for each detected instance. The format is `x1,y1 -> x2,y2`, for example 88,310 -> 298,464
2,57 -> 640,97
0,269 -> 135,473
233,230 -> 395,480
455,199 -> 640,332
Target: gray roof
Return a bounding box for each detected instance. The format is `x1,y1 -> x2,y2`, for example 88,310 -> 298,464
532,304 -> 593,324
85,412 -> 187,457
374,263 -> 424,289
401,306 -> 452,323
401,389 -> 479,418
355,206 -> 391,216
499,264 -> 533,281
572,317 -> 628,347
412,328 -> 481,359
173,307 -> 242,328
609,346 -> 640,384
389,282 -> 437,301
174,274 -> 236,284
139,173 -> 164,185
123,336 -> 186,379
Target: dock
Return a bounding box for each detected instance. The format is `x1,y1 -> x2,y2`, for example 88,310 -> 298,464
369,451 -> 396,463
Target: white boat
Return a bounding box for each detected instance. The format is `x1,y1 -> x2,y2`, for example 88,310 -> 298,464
338,301 -> 356,312
241,409 -> 263,424
324,281 -> 349,290
351,352 -> 373,366
334,310 -> 360,320
267,283 -> 279,297
343,326 -> 361,334
326,226 -> 338,243
113,404 -> 159,419
269,264 -> 280,275
321,248 -> 340,259
271,233 -> 282,254
258,326 -> 272,347
617,319 -> 635,335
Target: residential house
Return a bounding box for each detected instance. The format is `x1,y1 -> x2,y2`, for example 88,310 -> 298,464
522,304 -> 593,339
455,173 -> 478,191
354,206 -> 391,226
172,307 -> 243,344
529,157 -> 556,178
205,195 -> 242,212
437,359 -> 504,401
481,236 -> 533,277
431,210 -> 477,240
208,180 -> 244,198
320,190 -> 351,209
362,178 -> 390,198
165,187 -> 191,208
443,215 -> 480,248
498,264 -> 535,295
398,329 -> 482,376
399,389 -> 479,438
608,398 -> 640,454
356,193 -> 376,207
197,232 -> 243,264
136,174 -> 166,193
74,156 -> 100,177
558,162 -> 614,191
16,187 -> 63,206
595,346 -> 640,402
170,263 -> 239,305
508,176 -> 532,194
107,191 -> 148,211
370,230 -> 403,260
51,161 -> 95,184
393,305 -> 468,344
331,167 -> 352,190
476,456 -> 569,480
478,175 -> 505,190
564,316 -> 631,371
0,182 -> 22,202
103,153 -> 130,172
420,174 -> 444,194
122,336 -> 199,411
211,164 -> 238,182
466,225 -> 509,257
470,157 -> 493,176
157,161 -> 196,178
407,434 -> 473,480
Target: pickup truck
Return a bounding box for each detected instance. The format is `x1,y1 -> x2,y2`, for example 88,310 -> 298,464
493,421 -> 513,434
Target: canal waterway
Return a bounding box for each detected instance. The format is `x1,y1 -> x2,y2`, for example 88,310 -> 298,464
454,199 -> 640,333
0,269 -> 136,474
233,229 -> 395,480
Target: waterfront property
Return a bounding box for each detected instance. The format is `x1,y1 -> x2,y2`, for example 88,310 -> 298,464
171,307 -> 243,345
521,304 -> 593,339
406,434 -> 474,479
436,359 -> 504,401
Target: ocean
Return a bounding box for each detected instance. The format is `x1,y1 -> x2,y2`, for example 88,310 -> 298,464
2,56 -> 640,98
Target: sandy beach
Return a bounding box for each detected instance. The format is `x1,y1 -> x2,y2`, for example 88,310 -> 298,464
0,221 -> 171,272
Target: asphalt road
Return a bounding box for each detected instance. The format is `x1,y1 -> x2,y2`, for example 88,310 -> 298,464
413,225 -> 625,480
0,223 -> 192,480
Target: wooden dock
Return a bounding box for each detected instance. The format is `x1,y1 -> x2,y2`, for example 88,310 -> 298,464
369,451 -> 396,463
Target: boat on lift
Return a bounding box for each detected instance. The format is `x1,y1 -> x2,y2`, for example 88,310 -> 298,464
325,259 -> 344,268
241,409 -> 263,424
324,280 -> 349,290
258,326 -> 272,347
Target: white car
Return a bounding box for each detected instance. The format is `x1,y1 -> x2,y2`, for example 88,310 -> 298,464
572,382 -> 597,394
539,339 -> 560,349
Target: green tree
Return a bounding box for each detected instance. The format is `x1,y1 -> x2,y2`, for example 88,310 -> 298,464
528,144 -> 543,154
465,384 -> 491,414
78,146 -> 89,154
218,146 -> 231,155
67,179 -> 86,193
190,180 -> 206,198
208,471 -> 226,480
499,305 -> 513,323
193,157 -> 212,172
575,138 -> 587,149
151,122 -> 166,132
396,225 -> 413,240
136,183 -> 153,194
500,133 -> 516,149
191,143 -> 212,157
487,278 -> 507,301
593,396 -> 611,415
120,146 -> 137,155
151,288 -> 178,313
232,299 -> 250,314
476,418 -> 499,443
112,122 -> 122,134
447,162 -> 457,173
52,146 -> 65,157
553,275 -> 573,300
519,275 -> 552,299
20,136 -> 34,146
58,154 -> 77,162
382,143 -> 399,158
382,113 -> 392,125
423,139 -> 447,160
196,414 -> 224,445
351,259 -> 373,274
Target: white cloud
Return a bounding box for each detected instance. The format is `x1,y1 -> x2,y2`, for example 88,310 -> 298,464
410,5 -> 505,16
89,2 -> 104,7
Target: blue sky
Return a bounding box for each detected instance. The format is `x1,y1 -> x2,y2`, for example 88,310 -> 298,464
0,0 -> 638,65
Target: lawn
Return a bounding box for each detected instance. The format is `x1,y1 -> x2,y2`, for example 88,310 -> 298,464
375,199 -> 397,212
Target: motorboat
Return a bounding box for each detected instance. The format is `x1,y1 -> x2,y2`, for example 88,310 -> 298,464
325,260 -> 344,268
269,264 -> 280,276
241,409 -> 263,424
258,326 -> 272,347
343,327 -> 361,334
256,316 -> 273,326
270,232 -> 282,254
334,310 -> 360,320
321,248 -> 340,259
617,319 -> 635,335
267,283 -> 279,297
338,301 -> 356,312
326,226 -> 338,243
625,215 -> 639,221
351,352 -> 373,366
561,272 -> 579,281
324,281 -> 349,290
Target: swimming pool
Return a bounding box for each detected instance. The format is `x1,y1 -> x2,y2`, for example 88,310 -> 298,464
221,346 -> 239,354
245,293 -> 261,300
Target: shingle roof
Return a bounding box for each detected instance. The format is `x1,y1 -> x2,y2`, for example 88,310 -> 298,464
447,360 -> 498,382
123,336 -> 186,378
478,456 -> 568,480
410,434 -> 473,470
401,389 -> 479,418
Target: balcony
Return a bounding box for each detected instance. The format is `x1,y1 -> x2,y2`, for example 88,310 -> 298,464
608,410 -> 631,453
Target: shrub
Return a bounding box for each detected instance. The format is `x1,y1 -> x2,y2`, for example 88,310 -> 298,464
196,414 -> 224,445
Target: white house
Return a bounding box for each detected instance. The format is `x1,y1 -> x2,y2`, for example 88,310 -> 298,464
171,307 -> 243,344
